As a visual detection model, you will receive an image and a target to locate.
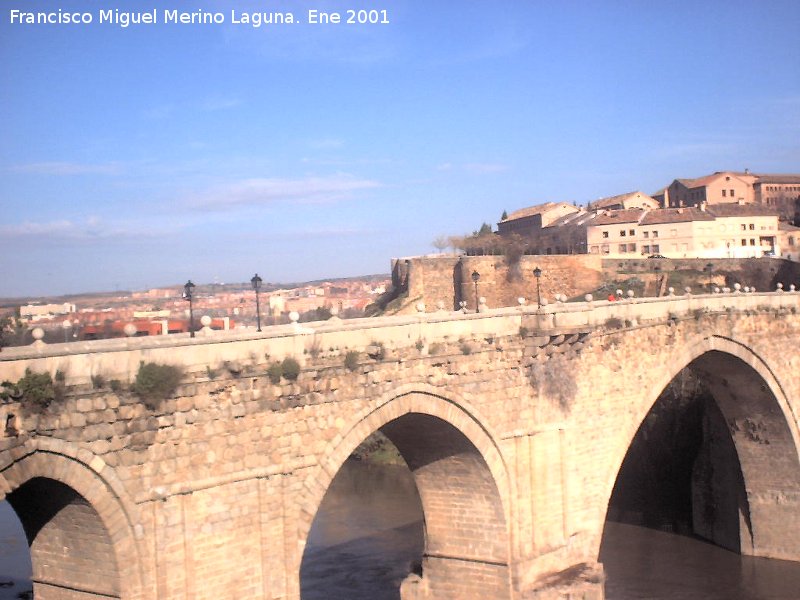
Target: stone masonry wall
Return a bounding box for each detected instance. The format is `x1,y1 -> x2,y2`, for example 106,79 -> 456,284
398,254 -> 800,312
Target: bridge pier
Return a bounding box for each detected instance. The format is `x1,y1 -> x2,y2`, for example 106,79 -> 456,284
400,555 -> 510,600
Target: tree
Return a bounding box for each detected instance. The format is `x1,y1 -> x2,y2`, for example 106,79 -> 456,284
501,210 -> 508,221
0,315 -> 26,350
432,235 -> 449,253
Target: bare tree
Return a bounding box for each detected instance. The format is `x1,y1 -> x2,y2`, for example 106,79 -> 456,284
432,235 -> 449,253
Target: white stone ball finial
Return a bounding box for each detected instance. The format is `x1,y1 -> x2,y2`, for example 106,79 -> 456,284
123,323 -> 138,337
289,311 -> 300,324
31,327 -> 45,342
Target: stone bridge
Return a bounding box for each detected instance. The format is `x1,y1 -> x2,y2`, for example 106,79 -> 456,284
1,290 -> 799,599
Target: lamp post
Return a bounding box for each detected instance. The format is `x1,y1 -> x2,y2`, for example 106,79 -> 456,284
652,264 -> 662,297
703,262 -> 714,293
533,266 -> 542,308
251,273 -> 263,332
471,271 -> 480,313
183,280 -> 196,338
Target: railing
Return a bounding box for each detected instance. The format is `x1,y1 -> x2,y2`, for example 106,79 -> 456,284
1,287 -> 798,385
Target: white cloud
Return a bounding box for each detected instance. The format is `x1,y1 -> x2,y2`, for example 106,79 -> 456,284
10,162 -> 124,176
463,162 -> 511,174
307,138 -> 345,150
436,162 -> 510,174
186,174 -> 382,209
0,217 -> 178,241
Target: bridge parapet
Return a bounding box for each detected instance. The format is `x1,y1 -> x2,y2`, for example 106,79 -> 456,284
0,291 -> 797,386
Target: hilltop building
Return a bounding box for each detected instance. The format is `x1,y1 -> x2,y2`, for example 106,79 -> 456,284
498,202 -> 780,259
587,191 -> 660,211
653,170 -> 800,222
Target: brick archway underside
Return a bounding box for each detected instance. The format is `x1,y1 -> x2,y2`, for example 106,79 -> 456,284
604,337 -> 800,562
0,450 -> 143,600
301,391 -> 511,599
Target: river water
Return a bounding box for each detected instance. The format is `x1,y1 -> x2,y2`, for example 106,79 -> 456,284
3,460 -> 800,599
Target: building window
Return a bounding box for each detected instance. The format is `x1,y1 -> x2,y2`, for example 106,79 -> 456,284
652,244 -> 660,253
619,244 -> 627,253
628,243 -> 637,252
629,229 -> 635,236
741,224 -> 747,231
652,231 -> 659,238
722,189 -> 727,197
741,239 -> 747,246
590,245 -> 599,254
789,236 -> 796,246
730,189 -> 734,196
620,230 -> 626,237
749,223 -> 755,230
602,231 -> 609,238
643,244 -> 651,254
750,239 -> 756,246
601,244 -> 610,254
643,231 -> 649,238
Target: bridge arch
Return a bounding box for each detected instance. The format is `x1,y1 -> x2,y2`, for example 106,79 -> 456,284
602,333 -> 800,561
0,439 -> 144,599
299,385 -> 512,599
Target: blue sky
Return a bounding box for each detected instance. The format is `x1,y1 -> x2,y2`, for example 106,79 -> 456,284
1,0 -> 798,297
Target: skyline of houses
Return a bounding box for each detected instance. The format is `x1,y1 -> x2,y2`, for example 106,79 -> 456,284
498,169 -> 800,261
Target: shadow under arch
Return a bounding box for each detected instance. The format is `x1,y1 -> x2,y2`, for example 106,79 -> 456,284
299,388 -> 512,599
600,334 -> 800,563
0,444 -> 144,599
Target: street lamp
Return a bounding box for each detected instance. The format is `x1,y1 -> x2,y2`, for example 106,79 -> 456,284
471,271 -> 480,313
533,266 -> 542,308
703,262 -> 714,293
183,280 -> 196,338
251,273 -> 263,332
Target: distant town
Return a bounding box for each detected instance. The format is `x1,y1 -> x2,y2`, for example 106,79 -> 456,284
0,275 -> 391,346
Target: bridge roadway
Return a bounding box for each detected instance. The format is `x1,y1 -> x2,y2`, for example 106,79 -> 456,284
1,290 -> 799,599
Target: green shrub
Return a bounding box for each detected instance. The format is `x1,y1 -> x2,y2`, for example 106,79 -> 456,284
131,362 -> 183,407
0,380 -> 20,401
109,379 -> 123,393
205,366 -> 218,380
267,362 -> 283,384
460,342 -> 472,355
281,357 -> 301,381
344,350 -> 360,372
17,368 -> 63,413
415,338 -> 425,351
91,374 -> 106,389
604,317 -> 623,330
